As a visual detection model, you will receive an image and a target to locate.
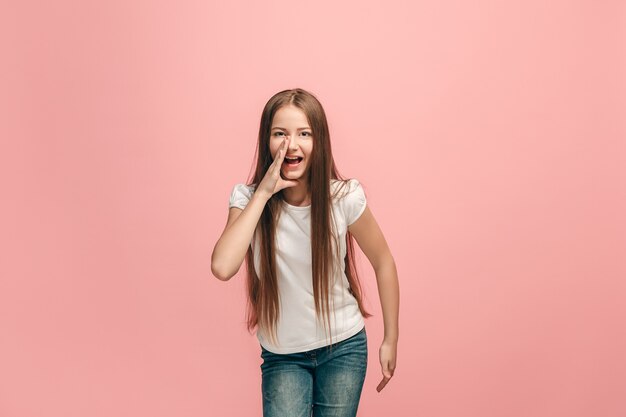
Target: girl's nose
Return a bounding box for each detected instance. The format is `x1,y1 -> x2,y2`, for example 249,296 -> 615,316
287,135 -> 298,150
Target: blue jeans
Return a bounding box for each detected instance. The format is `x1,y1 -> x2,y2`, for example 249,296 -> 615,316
260,326 -> 368,417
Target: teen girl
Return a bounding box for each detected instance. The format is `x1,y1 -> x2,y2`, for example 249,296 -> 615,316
211,88 -> 399,417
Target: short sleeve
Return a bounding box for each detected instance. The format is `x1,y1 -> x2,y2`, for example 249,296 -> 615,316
228,183 -> 255,210
343,179 -> 367,226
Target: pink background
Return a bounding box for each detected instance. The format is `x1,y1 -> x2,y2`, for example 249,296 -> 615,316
1,0 -> 625,416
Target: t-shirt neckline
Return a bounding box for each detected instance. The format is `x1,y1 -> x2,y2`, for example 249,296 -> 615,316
282,200 -> 311,210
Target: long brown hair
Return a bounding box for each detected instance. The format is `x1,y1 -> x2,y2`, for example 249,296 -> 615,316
244,88 -> 371,346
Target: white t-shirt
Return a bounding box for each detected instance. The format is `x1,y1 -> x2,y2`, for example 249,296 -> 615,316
228,178 -> 367,354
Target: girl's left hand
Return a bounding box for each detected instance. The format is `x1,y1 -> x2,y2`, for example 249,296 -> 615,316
376,339 -> 397,392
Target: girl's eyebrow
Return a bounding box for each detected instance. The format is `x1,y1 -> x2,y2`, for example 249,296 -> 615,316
271,127 -> 311,130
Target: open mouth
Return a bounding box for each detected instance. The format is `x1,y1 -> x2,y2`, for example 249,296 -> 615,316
283,156 -> 303,167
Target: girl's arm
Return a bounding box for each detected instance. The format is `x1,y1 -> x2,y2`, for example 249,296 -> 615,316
211,192 -> 270,281
348,205 -> 399,392
211,137 -> 296,281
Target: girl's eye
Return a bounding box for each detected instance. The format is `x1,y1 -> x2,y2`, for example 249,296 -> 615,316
301,131 -> 312,136
273,132 -> 285,136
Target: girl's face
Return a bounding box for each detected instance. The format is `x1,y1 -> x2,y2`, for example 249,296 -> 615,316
269,105 -> 314,181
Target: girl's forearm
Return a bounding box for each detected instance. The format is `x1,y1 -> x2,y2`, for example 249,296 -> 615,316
375,260 -> 400,342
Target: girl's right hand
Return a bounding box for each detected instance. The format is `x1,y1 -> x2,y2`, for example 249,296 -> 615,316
256,138 -> 299,200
